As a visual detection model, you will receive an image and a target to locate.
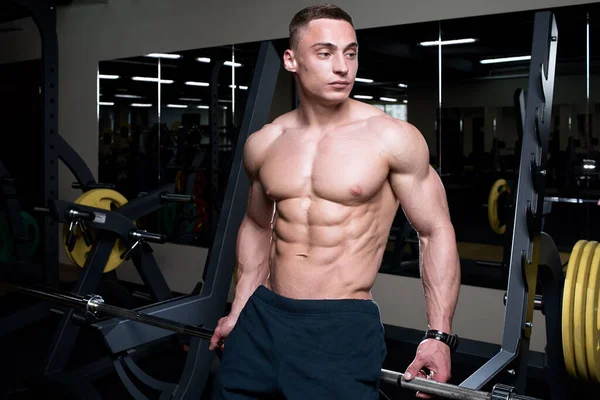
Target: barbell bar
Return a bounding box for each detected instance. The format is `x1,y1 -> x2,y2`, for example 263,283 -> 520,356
484,195 -> 599,208
381,369 -> 540,400
2,282 -> 542,400
2,283 -> 214,340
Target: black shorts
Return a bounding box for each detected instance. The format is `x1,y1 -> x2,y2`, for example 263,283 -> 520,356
211,285 -> 387,399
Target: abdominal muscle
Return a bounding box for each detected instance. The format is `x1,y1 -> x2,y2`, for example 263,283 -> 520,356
264,195 -> 396,300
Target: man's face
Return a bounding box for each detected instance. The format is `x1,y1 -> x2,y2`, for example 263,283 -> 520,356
285,19 -> 358,105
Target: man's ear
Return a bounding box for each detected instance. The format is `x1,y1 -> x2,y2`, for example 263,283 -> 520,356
283,49 -> 297,73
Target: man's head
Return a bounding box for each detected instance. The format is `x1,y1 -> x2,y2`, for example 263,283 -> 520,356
284,4 -> 358,105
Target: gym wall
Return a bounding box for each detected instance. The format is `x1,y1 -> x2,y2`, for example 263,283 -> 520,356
0,0 -> 593,353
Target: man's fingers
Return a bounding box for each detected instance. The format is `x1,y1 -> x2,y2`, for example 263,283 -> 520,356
404,359 -> 424,381
209,329 -> 220,351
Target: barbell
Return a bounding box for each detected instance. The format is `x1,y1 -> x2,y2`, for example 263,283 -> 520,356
1,281 -> 542,400
487,178 -> 600,236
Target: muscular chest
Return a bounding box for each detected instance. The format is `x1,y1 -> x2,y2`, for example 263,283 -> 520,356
260,130 -> 389,203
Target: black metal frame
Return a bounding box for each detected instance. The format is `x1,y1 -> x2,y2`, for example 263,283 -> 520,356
42,183 -> 180,375
84,40 -> 280,400
460,11 -> 558,392
7,0 -> 59,286
0,0 -> 60,345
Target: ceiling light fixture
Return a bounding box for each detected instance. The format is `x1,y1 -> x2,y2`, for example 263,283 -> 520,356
132,77 -> 174,84
145,53 -> 181,59
419,38 -> 477,47
480,55 -> 531,64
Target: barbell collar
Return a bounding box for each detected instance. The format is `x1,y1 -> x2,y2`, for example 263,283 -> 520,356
503,293 -> 543,311
130,229 -> 167,244
66,208 -> 95,222
160,193 -> 195,204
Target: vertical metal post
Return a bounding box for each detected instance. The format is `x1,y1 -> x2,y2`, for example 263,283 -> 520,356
210,61 -> 224,236
173,40 -> 280,400
460,11 -> 558,390
12,0 -> 60,287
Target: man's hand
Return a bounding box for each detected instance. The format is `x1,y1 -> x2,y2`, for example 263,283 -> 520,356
404,339 -> 452,398
209,314 -> 238,351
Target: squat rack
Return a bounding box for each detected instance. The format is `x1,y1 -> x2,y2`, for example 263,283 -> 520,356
2,2 -> 568,399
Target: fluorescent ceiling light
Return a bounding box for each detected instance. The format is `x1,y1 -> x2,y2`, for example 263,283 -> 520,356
403,100 -> 408,104
115,94 -> 143,99
145,53 -> 181,59
132,77 -> 174,84
239,85 -> 248,90
186,81 -> 210,87
167,104 -> 188,108
99,102 -> 114,106
419,38 -> 477,47
354,95 -> 373,100
221,106 -> 228,109
398,83 -> 408,88
197,105 -> 209,109
197,57 -> 211,63
480,55 -> 531,64
224,61 -> 242,67
229,85 -> 249,90
179,97 -> 202,101
99,74 -> 119,79
355,77 -> 373,83
380,97 -> 397,102
131,103 -> 152,107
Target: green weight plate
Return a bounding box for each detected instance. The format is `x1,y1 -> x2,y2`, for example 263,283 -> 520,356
21,211 -> 40,257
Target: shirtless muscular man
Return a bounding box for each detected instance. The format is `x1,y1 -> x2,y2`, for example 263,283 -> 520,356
210,4 -> 461,399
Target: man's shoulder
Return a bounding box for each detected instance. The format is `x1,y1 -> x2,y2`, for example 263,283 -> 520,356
350,100 -> 413,133
246,122 -> 285,150
362,113 -> 429,168
364,113 -> 421,145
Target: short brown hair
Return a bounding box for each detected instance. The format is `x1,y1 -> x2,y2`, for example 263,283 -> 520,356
289,4 -> 354,49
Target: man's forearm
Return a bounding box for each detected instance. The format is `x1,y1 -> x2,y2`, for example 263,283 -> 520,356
229,216 -> 272,318
419,225 -> 461,333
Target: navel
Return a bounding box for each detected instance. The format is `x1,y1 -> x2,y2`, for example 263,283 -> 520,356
349,185 -> 363,196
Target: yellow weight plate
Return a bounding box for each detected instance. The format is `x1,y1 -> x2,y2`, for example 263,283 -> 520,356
563,240 -> 587,378
586,245 -> 600,382
488,179 -> 510,235
574,241 -> 597,380
62,189 -> 129,273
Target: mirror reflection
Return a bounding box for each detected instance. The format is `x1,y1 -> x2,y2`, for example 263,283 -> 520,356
97,3 -> 600,290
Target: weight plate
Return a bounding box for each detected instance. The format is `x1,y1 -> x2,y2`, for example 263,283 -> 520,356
21,211 -> 40,257
563,240 -> 587,378
0,211 -> 40,261
574,240 -> 597,380
488,179 -> 510,235
586,245 -> 600,382
62,189 -> 129,273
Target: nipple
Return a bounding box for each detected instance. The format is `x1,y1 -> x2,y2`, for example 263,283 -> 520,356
349,185 -> 363,196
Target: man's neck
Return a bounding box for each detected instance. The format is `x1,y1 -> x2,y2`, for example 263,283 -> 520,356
296,97 -> 352,131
